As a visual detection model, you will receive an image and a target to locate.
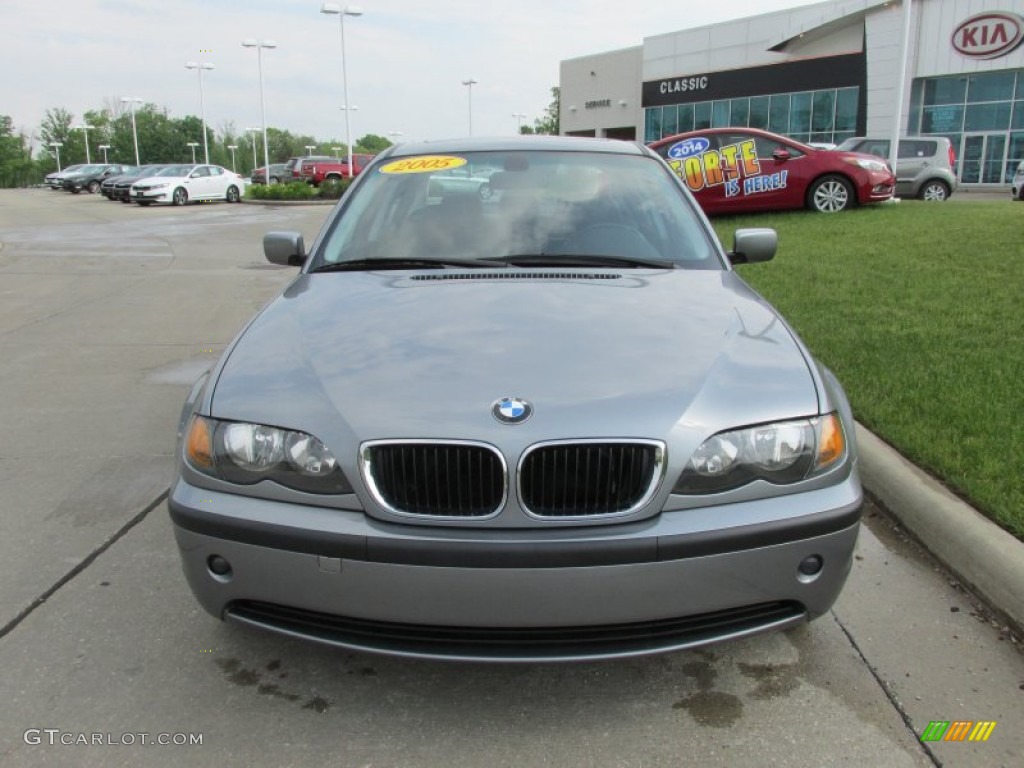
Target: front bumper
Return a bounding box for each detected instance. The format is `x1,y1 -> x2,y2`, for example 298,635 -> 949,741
131,188 -> 172,203
170,473 -> 862,661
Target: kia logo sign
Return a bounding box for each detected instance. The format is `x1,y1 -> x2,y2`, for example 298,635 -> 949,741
952,12 -> 1024,59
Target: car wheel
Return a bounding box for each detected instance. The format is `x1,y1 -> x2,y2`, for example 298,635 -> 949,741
70,188 -> 81,194
225,185 -> 240,203
269,176 -> 280,184
87,180 -> 101,194
919,180 -> 950,201
808,175 -> 854,212
120,198 -> 132,204
172,187 -> 188,206
478,183 -> 492,201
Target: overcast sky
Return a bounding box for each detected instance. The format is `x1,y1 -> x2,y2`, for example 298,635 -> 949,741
1,0 -> 827,146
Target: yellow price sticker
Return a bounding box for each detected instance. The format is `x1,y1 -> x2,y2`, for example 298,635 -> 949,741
379,156 -> 468,174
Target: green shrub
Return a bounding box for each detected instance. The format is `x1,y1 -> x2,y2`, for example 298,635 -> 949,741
317,178 -> 350,199
245,179 -> 350,201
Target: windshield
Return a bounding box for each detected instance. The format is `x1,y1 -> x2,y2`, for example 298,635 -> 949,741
316,150 -> 718,269
156,165 -> 195,177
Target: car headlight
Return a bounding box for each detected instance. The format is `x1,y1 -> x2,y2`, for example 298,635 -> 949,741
843,157 -> 889,173
148,183 -> 169,190
184,415 -> 352,494
674,413 -> 846,494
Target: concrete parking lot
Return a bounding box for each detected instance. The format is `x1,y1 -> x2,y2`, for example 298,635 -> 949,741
0,189 -> 1020,767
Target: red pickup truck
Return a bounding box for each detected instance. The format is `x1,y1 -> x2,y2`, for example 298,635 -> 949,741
300,154 -> 376,186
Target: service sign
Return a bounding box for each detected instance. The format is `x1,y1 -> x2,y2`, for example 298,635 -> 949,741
665,138 -> 788,199
952,12 -> 1024,59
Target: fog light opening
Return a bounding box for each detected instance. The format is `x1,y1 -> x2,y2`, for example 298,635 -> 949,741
207,555 -> 233,580
797,555 -> 823,583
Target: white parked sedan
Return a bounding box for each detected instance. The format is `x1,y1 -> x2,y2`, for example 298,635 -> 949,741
130,164 -> 244,206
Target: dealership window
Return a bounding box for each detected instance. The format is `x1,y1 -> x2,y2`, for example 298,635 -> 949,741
749,95 -> 769,129
911,69 -> 1024,183
644,86 -> 859,146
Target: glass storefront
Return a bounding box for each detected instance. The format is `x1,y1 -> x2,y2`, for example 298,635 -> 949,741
644,86 -> 859,146
910,69 -> 1024,184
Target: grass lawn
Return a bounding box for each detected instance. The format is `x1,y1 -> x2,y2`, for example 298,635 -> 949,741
710,199 -> 1023,540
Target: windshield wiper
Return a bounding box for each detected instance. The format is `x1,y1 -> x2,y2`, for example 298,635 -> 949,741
310,256 -> 497,273
480,254 -> 678,269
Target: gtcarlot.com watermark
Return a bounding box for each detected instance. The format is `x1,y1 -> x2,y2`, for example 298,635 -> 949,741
24,729 -> 203,747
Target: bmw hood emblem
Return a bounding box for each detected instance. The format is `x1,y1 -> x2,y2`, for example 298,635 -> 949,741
492,397 -> 533,424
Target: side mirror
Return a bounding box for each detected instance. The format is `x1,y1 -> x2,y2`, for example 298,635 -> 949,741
729,228 -> 777,264
264,231 -> 307,267
772,148 -> 791,162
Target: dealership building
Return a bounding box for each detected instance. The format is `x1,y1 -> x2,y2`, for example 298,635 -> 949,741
559,0 -> 1024,186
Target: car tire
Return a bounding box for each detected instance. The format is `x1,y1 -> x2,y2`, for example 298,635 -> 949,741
225,185 -> 240,203
269,176 -> 280,184
172,187 -> 188,206
808,175 -> 854,212
87,180 -> 101,194
120,198 -> 132,204
70,188 -> 81,194
478,183 -> 492,201
919,180 -> 950,201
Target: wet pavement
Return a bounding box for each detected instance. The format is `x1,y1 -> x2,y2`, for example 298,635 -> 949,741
0,190 -> 1020,767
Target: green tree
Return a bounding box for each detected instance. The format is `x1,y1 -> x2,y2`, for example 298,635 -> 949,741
0,115 -> 39,187
524,87 -> 560,135
355,133 -> 392,154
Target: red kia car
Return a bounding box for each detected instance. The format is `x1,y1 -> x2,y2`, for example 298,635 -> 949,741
648,127 -> 895,214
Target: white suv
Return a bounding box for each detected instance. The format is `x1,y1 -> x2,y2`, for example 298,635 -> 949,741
835,137 -> 958,201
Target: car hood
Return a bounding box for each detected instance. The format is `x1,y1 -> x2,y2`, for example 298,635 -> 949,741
210,269 -> 819,443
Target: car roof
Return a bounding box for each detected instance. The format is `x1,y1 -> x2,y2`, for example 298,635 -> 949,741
383,135 -> 648,158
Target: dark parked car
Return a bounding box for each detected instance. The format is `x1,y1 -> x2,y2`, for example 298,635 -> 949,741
648,127 -> 895,213
171,136 -> 862,662
105,165 -> 171,202
61,164 -> 133,193
251,163 -> 289,185
44,164 -> 85,190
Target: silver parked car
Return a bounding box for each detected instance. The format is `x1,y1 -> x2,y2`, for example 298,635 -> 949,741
1011,160 -> 1024,200
835,136 -> 957,200
171,136 -> 862,662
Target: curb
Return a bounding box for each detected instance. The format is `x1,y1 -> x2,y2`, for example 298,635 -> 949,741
855,423 -> 1024,633
240,198 -> 337,206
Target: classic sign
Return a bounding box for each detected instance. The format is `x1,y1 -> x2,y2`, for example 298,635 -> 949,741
952,12 -> 1024,59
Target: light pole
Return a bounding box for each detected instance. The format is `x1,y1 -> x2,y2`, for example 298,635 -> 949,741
321,3 -> 363,179
227,144 -> 238,172
331,145 -> 342,155
247,127 -> 260,174
241,39 -> 277,178
387,131 -> 404,143
462,78 -> 478,136
185,61 -> 214,164
512,112 -> 526,134
98,144 -> 111,163
76,124 -> 94,163
305,144 -> 316,156
187,142 -> 200,163
121,96 -> 143,165
340,105 -> 359,167
50,142 -> 63,172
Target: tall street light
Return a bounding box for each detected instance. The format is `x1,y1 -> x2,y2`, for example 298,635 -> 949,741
227,144 -> 238,172
241,39 -> 277,177
387,131 -> 404,144
247,126 -> 260,174
50,142 -> 63,172
98,144 -> 111,163
321,3 -> 363,178
305,144 -> 316,156
76,123 -> 94,163
121,97 -> 143,165
512,112 -> 526,134
187,142 -> 200,163
340,105 -> 359,168
185,61 -> 214,164
462,78 -> 478,136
